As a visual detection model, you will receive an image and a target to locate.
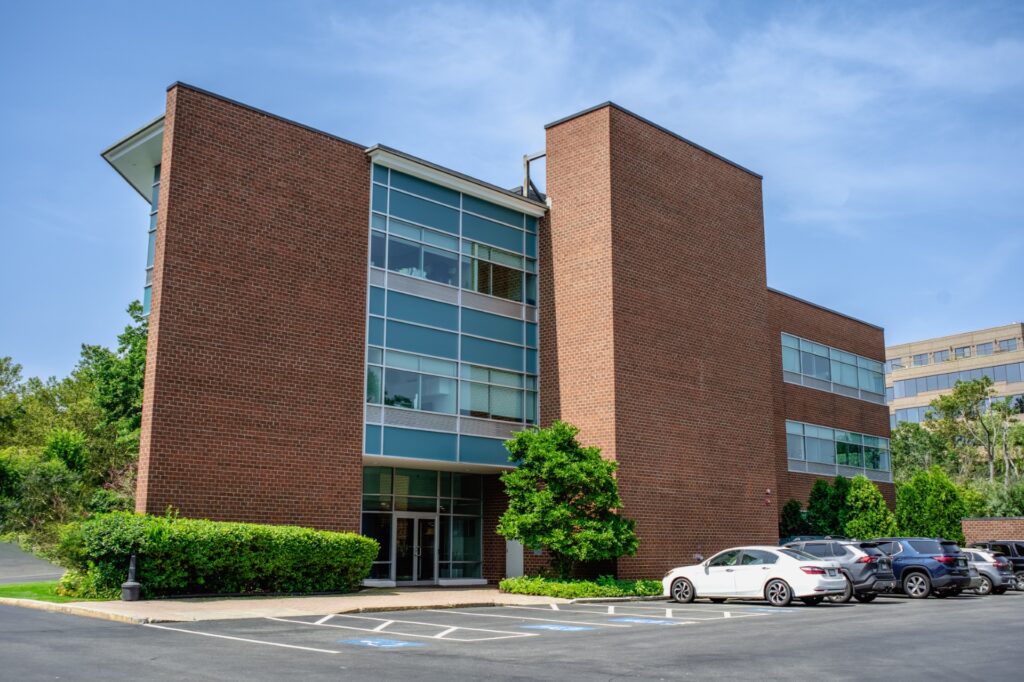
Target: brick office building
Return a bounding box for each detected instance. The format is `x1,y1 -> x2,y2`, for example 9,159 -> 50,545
102,83 -> 892,584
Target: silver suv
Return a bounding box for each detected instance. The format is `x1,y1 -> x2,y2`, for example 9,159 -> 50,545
784,540 -> 897,603
963,547 -> 1015,595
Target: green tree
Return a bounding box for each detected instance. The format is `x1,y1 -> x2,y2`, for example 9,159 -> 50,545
0,357 -> 24,443
926,377 -> 999,481
497,421 -> 639,578
890,421 -> 950,481
895,466 -> 965,543
805,477 -> 851,536
44,428 -> 88,472
843,476 -> 897,539
779,498 -> 812,539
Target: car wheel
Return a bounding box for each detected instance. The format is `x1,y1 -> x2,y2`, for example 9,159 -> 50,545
709,598 -> 726,604
903,572 -> 931,599
975,576 -> 992,596
801,596 -> 823,606
826,576 -> 853,604
853,592 -> 877,603
670,578 -> 695,604
765,579 -> 793,607
1016,572 -> 1024,591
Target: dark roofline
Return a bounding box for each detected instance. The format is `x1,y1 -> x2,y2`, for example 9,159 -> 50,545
767,287 -> 884,332
544,102 -> 762,179
166,81 -> 365,150
367,144 -> 547,210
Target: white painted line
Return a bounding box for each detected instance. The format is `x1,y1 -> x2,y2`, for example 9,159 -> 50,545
372,620 -> 393,632
331,614 -> 522,635
434,627 -> 459,639
265,616 -> 535,643
666,609 -> 672,619
723,612 -> 731,618
550,603 -> 559,610
553,606 -> 754,622
315,614 -> 335,625
607,605 -> 615,614
144,623 -> 340,655
441,609 -> 632,628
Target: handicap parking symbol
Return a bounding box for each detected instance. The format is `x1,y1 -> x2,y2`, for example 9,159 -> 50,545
520,624 -> 595,632
339,638 -> 425,649
609,617 -> 677,625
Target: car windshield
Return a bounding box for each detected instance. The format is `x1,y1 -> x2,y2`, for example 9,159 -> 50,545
779,548 -> 818,561
857,544 -> 883,556
907,540 -> 959,554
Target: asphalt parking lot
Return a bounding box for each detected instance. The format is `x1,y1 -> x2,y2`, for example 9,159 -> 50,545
5,593 -> 1022,680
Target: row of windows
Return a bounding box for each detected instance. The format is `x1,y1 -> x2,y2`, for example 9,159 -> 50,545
143,164 -> 160,315
891,393 -> 1024,427
364,424 -> 509,466
786,420 -> 891,472
892,361 -> 1024,400
890,338 -> 1020,371
370,226 -> 538,305
781,333 -> 885,396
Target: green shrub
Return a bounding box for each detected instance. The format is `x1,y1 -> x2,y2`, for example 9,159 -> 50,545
55,512 -> 378,598
85,488 -> 133,514
499,575 -> 662,599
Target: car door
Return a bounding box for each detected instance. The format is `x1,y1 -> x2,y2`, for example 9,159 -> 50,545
732,550 -> 779,597
699,550 -> 742,596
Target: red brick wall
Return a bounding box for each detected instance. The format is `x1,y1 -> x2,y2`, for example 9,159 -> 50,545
136,84 -> 368,531
766,290 -> 894,508
962,517 -> 1024,545
544,105 -> 779,579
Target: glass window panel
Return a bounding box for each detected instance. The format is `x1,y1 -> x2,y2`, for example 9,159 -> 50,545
460,364 -> 491,382
371,213 -> 386,230
362,467 -> 392,495
419,356 -> 458,377
368,316 -> 384,346
451,516 -> 482,562
384,368 -> 419,409
806,437 -> 835,464
461,257 -> 491,296
453,499 -> 482,515
526,349 -> 537,374
394,496 -> 438,512
388,236 -> 422,277
146,231 -> 156,268
365,424 -> 381,455
367,347 -> 383,364
525,391 -> 537,424
369,286 -> 385,316
387,290 -> 458,330
786,433 -> 804,460
361,513 -> 392,561
933,350 -> 950,363
524,232 -> 536,258
394,468 -> 438,497
994,365 -> 1007,382
834,361 -> 858,387
913,353 -> 929,366
420,374 -> 457,414
781,334 -> 800,349
362,494 -> 393,512
390,169 -> 460,207
1000,339 -> 1018,352
440,471 -> 452,498
462,307 -> 523,345
491,263 -> 523,302
142,286 -> 152,315
525,273 -> 537,306
526,323 -> 538,348
389,218 -> 421,241
977,342 -> 993,356
785,421 -> 804,436
526,216 -> 538,233
386,321 -> 458,359
1007,363 -> 1021,384
926,375 -> 939,392
370,231 -> 386,268
955,346 -> 970,358
385,350 -> 420,371
366,365 -> 382,403
451,473 -> 482,499
372,183 -> 388,212
463,194 -> 524,228
460,381 -> 490,418
388,190 -> 459,233
490,386 -> 524,421
421,228 -> 459,252
372,164 -> 389,184
462,336 -> 524,371
782,347 -> 800,373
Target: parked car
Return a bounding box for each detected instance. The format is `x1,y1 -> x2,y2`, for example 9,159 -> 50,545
970,541 -> 1024,591
783,540 -> 897,603
663,546 -> 847,607
963,546 -> 1016,594
869,538 -> 971,598
778,535 -> 849,545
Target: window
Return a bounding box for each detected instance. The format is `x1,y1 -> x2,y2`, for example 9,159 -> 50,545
977,342 -> 993,356
387,235 -> 459,286
955,346 -> 971,359
786,420 -> 890,476
782,333 -> 885,400
708,550 -> 741,567
913,353 -> 929,366
384,368 -> 457,414
803,543 -> 830,558
740,550 -> 778,565
370,231 -> 385,268
933,349 -> 950,363
999,339 -> 1018,352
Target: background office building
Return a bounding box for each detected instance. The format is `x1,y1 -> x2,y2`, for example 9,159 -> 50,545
887,323 -> 1024,428
103,83 -> 892,584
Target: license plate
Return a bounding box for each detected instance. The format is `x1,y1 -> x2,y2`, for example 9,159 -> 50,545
827,569 -> 837,576
957,558 -> 967,567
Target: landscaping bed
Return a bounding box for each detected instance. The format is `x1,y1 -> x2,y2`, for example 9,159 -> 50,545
499,575 -> 662,599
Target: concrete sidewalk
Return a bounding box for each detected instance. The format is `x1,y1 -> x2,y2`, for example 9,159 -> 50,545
2,586 -> 565,624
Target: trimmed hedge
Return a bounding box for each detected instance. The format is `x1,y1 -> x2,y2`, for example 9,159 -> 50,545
499,575 -> 662,599
55,512 -> 378,599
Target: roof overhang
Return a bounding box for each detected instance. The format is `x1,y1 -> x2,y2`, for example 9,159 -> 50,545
101,116 -> 165,202
367,145 -> 547,218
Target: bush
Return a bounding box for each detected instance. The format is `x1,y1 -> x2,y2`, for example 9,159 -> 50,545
895,466 -> 965,543
55,512 -> 379,598
843,476 -> 897,539
779,498 -> 812,539
499,575 -> 662,599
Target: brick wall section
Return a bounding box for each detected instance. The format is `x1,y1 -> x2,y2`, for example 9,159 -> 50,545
962,517 -> 1024,545
766,290 -> 895,508
482,475 -> 506,582
135,84 -> 369,531
544,104 -> 779,580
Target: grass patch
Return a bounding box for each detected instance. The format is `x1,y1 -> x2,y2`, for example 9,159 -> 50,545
499,575 -> 663,599
0,581 -> 100,603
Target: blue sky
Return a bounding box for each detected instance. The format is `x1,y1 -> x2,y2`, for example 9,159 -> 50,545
1,0 -> 1022,380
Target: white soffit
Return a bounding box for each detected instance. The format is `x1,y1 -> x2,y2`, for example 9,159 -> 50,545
102,116 -> 165,202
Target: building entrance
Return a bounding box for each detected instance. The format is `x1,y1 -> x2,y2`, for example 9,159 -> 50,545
394,513 -> 437,584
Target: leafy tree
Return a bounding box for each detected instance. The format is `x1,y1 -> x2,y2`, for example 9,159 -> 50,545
779,498 -> 812,538
895,466 -> 965,543
890,421 -> 950,481
926,377 -> 999,481
805,476 -> 851,536
0,357 -> 24,442
497,421 -> 639,578
44,428 -> 88,473
843,476 -> 897,539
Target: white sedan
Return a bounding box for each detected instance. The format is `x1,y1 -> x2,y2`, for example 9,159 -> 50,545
662,546 -> 847,607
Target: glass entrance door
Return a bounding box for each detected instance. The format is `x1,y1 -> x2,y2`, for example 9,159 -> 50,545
394,514 -> 437,584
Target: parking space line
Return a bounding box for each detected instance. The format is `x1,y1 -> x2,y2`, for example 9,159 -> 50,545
372,620 -> 393,632
433,609 -> 633,628
143,623 -> 341,655
315,615 -> 334,625
434,627 -> 458,639
554,605 -> 763,622
550,603 -> 560,610
265,616 -> 536,643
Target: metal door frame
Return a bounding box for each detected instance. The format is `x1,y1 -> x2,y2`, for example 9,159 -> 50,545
392,512 -> 439,585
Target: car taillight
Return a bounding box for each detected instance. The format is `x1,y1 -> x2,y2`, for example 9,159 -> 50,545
856,556 -> 878,564
800,566 -> 826,575
933,555 -> 956,565
993,561 -> 1009,570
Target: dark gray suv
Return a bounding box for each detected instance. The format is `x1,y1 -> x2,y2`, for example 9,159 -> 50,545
784,540 -> 897,603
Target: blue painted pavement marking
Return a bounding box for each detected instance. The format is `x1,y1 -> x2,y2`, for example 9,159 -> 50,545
520,624 -> 595,632
339,638 -> 425,649
609,617 -> 678,625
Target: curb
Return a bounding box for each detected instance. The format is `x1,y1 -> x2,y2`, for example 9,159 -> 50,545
570,595 -> 666,604
0,597 -> 147,624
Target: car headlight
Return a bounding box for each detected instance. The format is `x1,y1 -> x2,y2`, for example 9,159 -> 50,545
663,569 -> 675,578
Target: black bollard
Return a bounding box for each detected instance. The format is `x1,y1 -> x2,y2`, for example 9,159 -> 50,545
121,553 -> 141,601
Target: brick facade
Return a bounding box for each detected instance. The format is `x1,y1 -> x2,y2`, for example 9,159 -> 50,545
962,517 -> 1024,545
136,84 -> 369,530
766,291 -> 895,507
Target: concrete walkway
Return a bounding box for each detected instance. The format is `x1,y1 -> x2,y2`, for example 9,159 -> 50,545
3,586 -> 565,624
